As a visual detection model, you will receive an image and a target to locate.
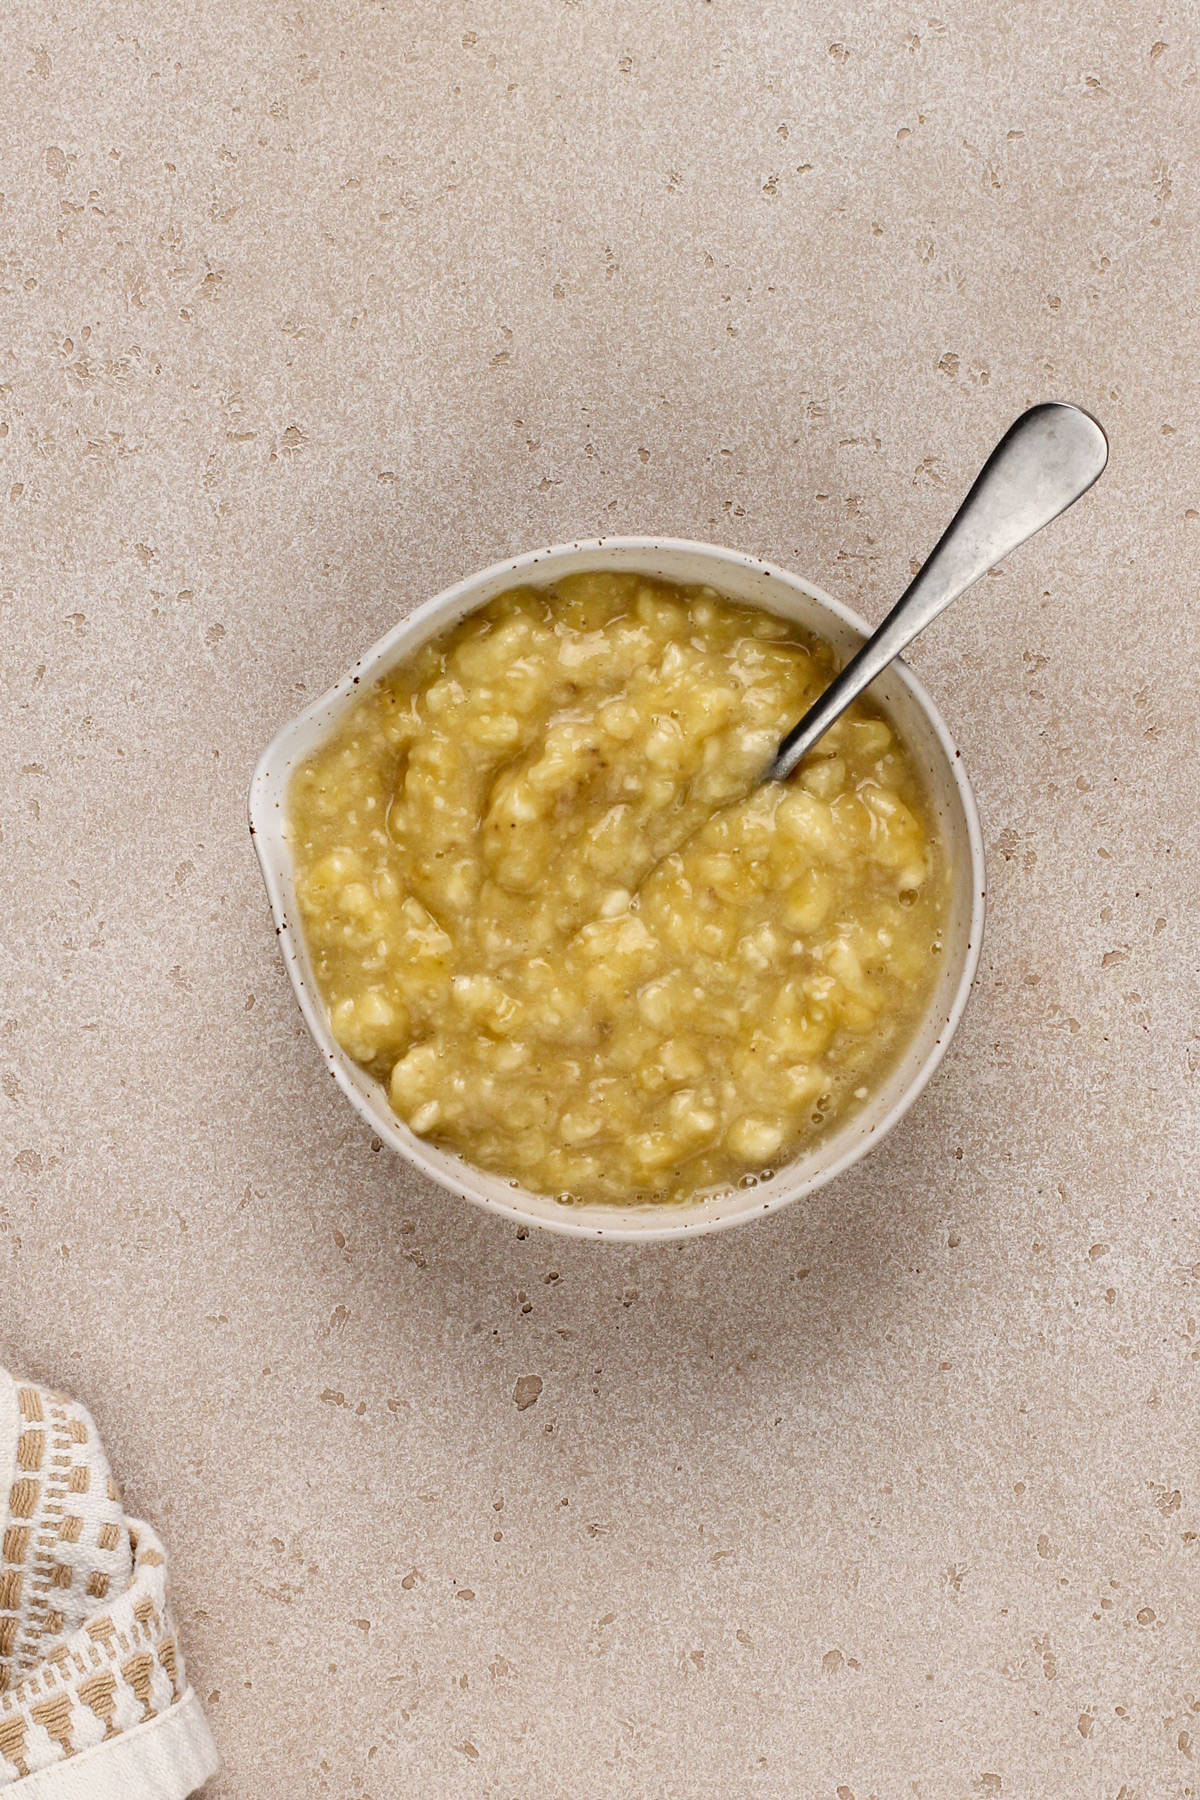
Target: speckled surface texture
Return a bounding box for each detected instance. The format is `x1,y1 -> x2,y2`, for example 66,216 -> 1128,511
2,4 -> 1198,1796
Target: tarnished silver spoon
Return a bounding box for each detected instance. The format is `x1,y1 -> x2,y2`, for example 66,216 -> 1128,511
768,402 -> 1109,783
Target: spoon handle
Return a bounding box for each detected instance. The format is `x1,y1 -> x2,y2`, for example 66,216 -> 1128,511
768,401 -> 1109,782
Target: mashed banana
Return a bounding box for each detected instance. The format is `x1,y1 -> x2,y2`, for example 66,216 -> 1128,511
288,572 -> 946,1203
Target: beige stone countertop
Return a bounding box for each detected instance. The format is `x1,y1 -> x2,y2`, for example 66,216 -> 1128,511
2,3 -> 1198,1796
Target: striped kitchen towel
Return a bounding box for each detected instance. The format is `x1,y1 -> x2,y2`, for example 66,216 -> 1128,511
0,1368 -> 218,1797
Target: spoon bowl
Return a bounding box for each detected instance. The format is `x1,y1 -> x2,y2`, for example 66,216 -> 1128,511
250,537 -> 986,1241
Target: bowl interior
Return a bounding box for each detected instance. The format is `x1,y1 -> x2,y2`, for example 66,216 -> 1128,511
250,538 -> 984,1241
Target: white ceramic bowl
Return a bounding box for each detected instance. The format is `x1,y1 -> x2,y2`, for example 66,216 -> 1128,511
250,537 -> 985,1242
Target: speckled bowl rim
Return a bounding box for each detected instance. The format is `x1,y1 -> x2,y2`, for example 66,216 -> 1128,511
249,537 -> 986,1243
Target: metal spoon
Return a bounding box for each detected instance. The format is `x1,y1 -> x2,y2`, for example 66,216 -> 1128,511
767,402 -> 1109,783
